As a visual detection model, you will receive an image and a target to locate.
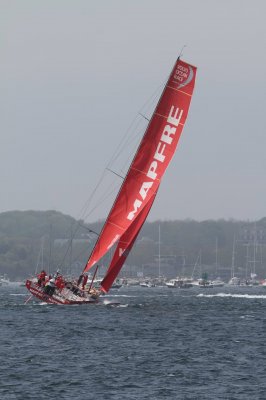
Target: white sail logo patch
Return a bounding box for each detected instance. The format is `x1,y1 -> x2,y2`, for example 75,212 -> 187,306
174,65 -> 194,89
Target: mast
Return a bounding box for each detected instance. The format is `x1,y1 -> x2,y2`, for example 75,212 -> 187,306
158,224 -> 161,278
245,243 -> 249,280
69,225 -> 73,276
88,265 -> 99,293
231,235 -> 236,279
35,236 -> 45,275
215,237 -> 218,276
48,224 -> 53,275
252,225 -> 257,277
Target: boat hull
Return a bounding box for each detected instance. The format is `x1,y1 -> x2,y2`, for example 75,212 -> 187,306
166,278 -> 193,289
25,280 -> 99,305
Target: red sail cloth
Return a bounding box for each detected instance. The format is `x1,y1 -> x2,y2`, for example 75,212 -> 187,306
84,59 -> 197,273
100,192 -> 156,292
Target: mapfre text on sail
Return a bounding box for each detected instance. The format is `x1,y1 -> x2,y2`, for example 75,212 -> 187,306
127,105 -> 183,221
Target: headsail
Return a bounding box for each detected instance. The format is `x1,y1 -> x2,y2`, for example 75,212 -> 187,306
100,191 -> 157,292
84,58 -> 197,274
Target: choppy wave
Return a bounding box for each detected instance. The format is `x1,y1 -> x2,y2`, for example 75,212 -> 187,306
2,285 -> 266,399
102,299 -> 121,306
104,294 -> 137,298
9,293 -> 27,296
197,292 -> 266,299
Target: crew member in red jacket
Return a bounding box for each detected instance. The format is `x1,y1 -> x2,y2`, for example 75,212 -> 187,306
37,270 -> 46,286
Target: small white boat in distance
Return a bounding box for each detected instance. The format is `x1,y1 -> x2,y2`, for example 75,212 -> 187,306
140,281 -> 155,288
210,278 -> 225,287
166,277 -> 193,289
228,277 -> 241,285
191,279 -> 213,288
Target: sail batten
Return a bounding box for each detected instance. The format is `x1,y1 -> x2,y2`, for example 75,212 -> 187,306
167,87 -> 193,96
83,58 -> 197,279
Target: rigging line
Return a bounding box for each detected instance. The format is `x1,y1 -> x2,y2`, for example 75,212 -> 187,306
115,128 -> 145,176
24,295 -> 33,305
116,95 -> 163,174
178,44 -> 187,60
103,92 -> 161,196
69,241 -> 96,268
107,115 -> 141,166
107,83 -> 164,168
83,182 -> 121,221
108,118 -> 150,174
70,124 -> 146,232
58,220 -> 99,271
106,168 -> 125,180
81,138 -> 140,218
86,131 -> 155,219
108,122 -> 145,171
58,193 -> 106,269
77,169 -> 108,219
140,91 -> 162,116
139,112 -> 150,122
57,186 -> 107,270
87,171 -> 121,206
107,116 -> 144,168
77,222 -> 100,236
139,82 -> 165,112
73,167 -> 115,234
57,232 -> 75,271
108,94 -> 157,164
113,89 -> 164,167
75,81 -> 164,224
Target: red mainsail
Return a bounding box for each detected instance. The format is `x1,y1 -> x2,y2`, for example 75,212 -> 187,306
84,58 -> 197,276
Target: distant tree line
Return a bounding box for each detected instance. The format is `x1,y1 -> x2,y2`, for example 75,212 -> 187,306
0,210 -> 266,280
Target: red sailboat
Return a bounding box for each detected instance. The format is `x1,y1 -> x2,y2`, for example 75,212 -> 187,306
25,56 -> 197,305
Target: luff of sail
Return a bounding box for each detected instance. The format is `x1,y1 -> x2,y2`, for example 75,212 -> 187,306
84,58 -> 197,273
100,191 -> 157,292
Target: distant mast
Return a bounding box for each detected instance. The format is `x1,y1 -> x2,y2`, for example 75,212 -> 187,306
231,235 -> 236,279
158,224 -> 161,278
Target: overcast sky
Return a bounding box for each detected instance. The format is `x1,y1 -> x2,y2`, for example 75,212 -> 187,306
1,0 -> 266,223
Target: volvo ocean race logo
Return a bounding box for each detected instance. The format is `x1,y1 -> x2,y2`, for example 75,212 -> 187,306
174,64 -> 194,89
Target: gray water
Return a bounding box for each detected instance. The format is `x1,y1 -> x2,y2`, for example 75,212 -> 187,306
1,284 -> 266,399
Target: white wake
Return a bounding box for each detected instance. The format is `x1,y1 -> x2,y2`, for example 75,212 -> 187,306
197,292 -> 266,299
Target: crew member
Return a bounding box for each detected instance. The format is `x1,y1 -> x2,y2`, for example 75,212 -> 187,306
44,277 -> 56,296
37,270 -> 46,286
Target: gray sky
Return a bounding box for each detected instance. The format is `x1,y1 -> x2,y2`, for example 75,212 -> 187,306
1,0 -> 266,222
